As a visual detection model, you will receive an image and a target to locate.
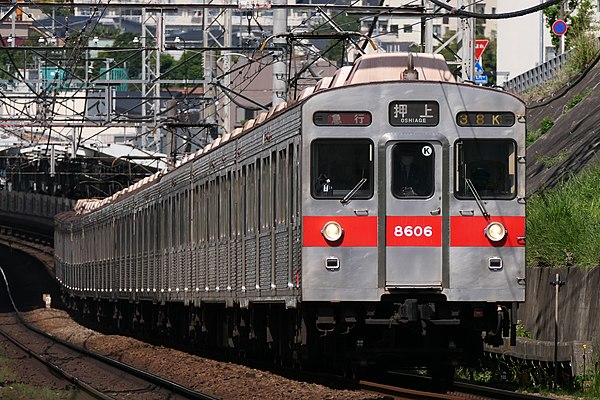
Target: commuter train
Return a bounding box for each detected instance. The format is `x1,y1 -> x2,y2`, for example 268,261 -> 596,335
54,53 -> 526,379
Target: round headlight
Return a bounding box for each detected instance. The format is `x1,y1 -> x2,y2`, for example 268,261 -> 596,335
485,222 -> 506,242
321,221 -> 343,242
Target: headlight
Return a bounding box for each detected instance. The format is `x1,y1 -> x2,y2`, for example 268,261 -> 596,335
485,222 -> 506,242
321,221 -> 343,242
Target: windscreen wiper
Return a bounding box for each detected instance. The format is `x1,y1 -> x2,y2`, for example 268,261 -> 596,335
341,178 -> 367,205
465,178 -> 490,218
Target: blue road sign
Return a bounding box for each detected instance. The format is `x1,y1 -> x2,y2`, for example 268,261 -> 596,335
475,75 -> 488,85
475,61 -> 484,74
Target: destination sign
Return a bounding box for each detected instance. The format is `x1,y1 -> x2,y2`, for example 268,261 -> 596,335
456,112 -> 515,127
313,111 -> 372,126
389,101 -> 439,127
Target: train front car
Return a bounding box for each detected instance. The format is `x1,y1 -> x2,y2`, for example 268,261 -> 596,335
300,53 -> 526,376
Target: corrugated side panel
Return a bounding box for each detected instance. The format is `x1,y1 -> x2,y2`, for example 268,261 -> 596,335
183,246 -> 191,291
245,237 -> 256,290
180,247 -> 186,290
229,239 -> 239,291
191,245 -> 198,290
166,249 -> 174,290
259,234 -> 271,289
219,242 -> 228,290
198,245 -> 206,289
235,240 -> 243,291
148,252 -> 155,291
292,227 -> 302,288
208,244 -> 217,290
161,251 -> 168,292
136,256 -> 142,292
275,229 -> 289,288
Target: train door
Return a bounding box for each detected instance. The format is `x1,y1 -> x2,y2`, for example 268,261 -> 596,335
385,141 -> 444,288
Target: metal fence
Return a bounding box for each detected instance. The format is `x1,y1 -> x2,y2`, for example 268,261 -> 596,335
504,52 -> 569,94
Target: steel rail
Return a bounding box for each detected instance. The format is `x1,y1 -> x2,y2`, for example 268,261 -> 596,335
0,265 -> 220,400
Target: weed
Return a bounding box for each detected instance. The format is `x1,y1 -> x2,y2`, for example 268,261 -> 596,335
515,320 -> 531,338
526,162 -> 600,268
564,88 -> 591,113
526,117 -> 554,147
521,32 -> 600,103
536,148 -> 570,168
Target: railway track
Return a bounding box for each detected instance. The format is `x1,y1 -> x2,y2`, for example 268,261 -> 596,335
0,266 -> 218,400
358,371 -> 557,400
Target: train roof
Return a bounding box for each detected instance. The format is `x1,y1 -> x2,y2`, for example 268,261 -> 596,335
68,52 -> 458,217
345,53 -> 455,84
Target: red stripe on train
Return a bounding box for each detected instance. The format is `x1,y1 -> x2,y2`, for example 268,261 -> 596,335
450,216 -> 525,247
303,216 -> 378,247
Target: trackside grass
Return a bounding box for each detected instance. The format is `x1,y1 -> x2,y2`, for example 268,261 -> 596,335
0,346 -> 75,400
526,161 -> 600,268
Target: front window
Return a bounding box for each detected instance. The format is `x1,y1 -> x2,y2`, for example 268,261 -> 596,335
392,142 -> 435,198
455,140 -> 516,199
311,139 -> 374,199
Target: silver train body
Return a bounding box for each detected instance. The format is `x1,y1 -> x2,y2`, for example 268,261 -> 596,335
55,53 -> 526,372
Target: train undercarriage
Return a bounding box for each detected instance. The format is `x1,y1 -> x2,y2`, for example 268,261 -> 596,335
63,291 -> 517,383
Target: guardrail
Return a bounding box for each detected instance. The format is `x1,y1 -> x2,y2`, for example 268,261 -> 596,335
504,52 -> 569,93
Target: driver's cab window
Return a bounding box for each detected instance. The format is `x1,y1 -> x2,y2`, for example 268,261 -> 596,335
311,139 -> 374,199
455,139 -> 516,199
392,143 -> 434,198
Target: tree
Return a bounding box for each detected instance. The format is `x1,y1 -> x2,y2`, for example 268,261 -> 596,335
544,0 -> 596,49
321,13 -> 361,66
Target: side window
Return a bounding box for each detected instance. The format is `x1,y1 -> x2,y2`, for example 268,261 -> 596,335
311,139 -> 374,200
392,143 -> 434,198
455,140 -> 516,199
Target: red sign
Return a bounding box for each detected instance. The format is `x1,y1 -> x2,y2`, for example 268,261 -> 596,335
313,111 -> 372,126
475,39 -> 489,60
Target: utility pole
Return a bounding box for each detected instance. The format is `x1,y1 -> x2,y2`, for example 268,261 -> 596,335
550,273 -> 565,388
457,0 -> 474,82
141,6 -> 163,152
422,0 -> 433,54
271,0 -> 287,106
222,7 -> 232,134
203,1 -> 216,143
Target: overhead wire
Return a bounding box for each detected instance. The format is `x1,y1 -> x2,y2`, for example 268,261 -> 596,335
1,0 -> 570,160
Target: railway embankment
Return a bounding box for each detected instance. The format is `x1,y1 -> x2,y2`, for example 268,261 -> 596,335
504,54 -> 600,375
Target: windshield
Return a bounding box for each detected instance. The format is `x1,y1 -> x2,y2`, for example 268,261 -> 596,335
392,142 -> 435,198
311,139 -> 374,200
455,140 -> 516,200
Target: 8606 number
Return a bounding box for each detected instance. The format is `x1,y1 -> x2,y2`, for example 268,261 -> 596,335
393,225 -> 433,237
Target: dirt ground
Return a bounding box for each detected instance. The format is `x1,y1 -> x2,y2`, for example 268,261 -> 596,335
22,308 -> 380,400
